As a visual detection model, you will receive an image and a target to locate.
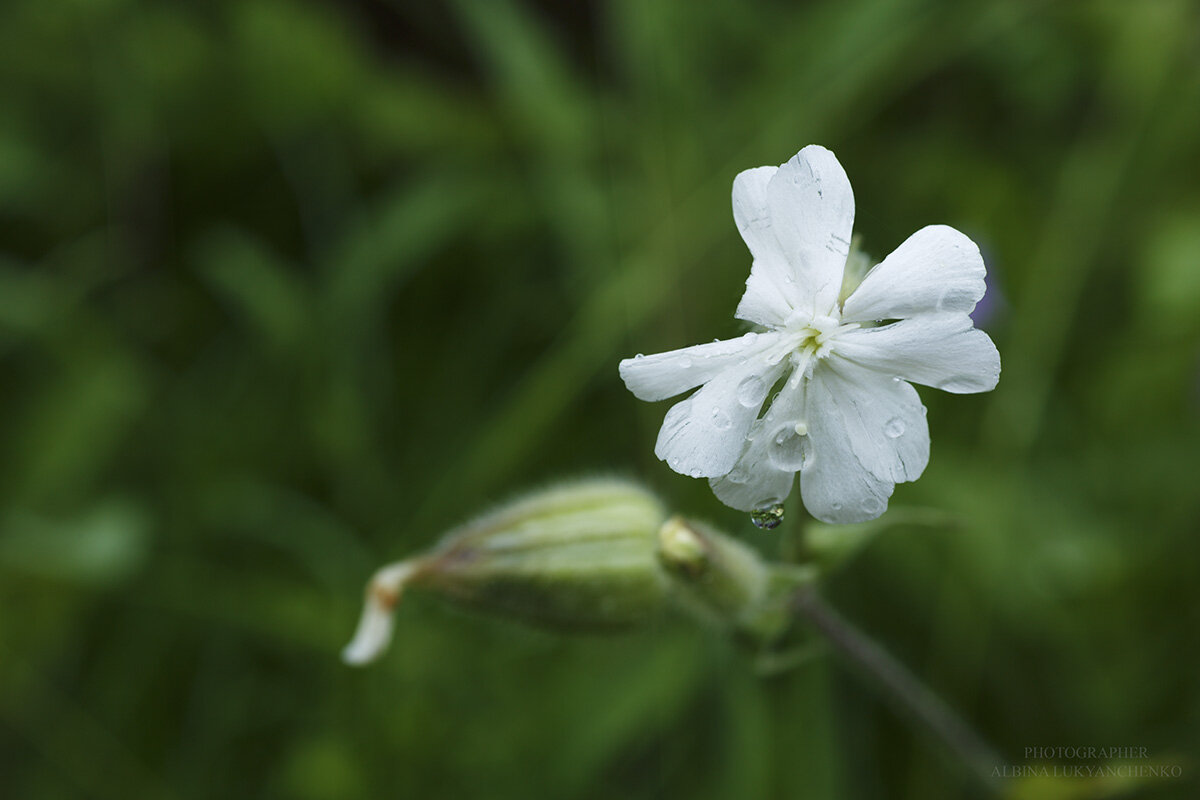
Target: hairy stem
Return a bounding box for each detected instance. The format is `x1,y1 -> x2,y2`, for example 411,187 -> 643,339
791,587 -> 1001,795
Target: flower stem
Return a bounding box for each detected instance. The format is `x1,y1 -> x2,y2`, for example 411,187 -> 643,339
790,587 -> 1001,795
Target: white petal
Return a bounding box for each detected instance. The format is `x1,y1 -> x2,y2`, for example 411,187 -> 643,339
656,356 -> 789,479
763,145 -> 855,317
818,359 -> 930,484
619,332 -> 777,402
736,259 -> 801,328
342,561 -> 418,666
835,314 -> 1000,394
799,371 -> 895,524
733,166 -> 783,264
841,225 -> 986,323
732,166 -> 799,327
709,366 -> 808,511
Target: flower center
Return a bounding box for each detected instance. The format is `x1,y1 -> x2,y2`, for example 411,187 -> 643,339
781,311 -> 858,360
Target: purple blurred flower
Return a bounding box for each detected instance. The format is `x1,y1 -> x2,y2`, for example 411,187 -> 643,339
970,251 -> 1005,329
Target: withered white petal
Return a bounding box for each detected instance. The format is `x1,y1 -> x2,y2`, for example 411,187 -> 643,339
342,561 -> 419,666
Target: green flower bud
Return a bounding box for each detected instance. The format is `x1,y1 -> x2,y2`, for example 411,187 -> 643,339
343,479 -> 671,665
657,516 -> 768,624
657,516 -> 813,645
343,480 -> 815,666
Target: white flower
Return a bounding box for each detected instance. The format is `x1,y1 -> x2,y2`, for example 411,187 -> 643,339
619,145 -> 1000,524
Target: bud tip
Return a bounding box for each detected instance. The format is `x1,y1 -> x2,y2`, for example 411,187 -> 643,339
657,516 -> 708,574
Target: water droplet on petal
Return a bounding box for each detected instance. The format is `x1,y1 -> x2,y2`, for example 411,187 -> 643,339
634,353 -> 645,359
749,503 -> 785,530
688,467 -> 703,478
736,376 -> 767,408
767,425 -> 810,471
679,356 -> 693,369
710,406 -> 732,430
862,497 -> 883,515
831,501 -> 843,512
793,421 -> 808,436
884,417 -> 905,438
892,375 -> 902,383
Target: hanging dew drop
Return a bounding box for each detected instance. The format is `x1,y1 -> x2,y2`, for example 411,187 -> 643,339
749,504 -> 785,530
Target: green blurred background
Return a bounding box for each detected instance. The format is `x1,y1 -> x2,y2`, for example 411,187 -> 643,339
2,0 -> 1198,798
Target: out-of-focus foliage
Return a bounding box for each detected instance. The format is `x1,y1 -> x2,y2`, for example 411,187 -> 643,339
1,0 -> 1198,798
